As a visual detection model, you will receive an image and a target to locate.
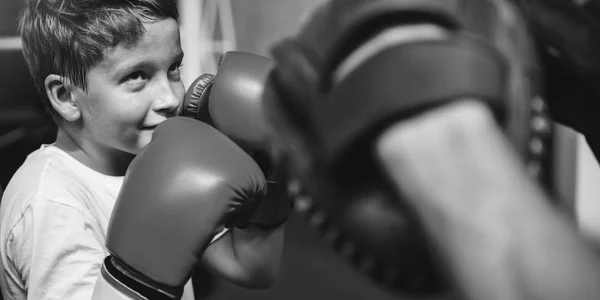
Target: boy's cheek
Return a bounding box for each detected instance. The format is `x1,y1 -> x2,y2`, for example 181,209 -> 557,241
121,129 -> 155,155
137,130 -> 155,152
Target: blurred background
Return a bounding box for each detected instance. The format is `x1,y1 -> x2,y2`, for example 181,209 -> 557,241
0,0 -> 599,299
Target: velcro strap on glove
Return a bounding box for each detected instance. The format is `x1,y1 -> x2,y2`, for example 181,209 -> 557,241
102,256 -> 183,300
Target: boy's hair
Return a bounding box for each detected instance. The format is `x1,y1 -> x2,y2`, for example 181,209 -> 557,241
18,0 -> 179,120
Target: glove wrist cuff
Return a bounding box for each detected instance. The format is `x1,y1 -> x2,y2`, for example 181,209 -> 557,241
249,216 -> 289,230
103,256 -> 184,300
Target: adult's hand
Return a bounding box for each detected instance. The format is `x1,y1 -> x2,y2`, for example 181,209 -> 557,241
376,100 -> 600,300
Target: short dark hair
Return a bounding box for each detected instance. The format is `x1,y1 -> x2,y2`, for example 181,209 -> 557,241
18,0 -> 179,119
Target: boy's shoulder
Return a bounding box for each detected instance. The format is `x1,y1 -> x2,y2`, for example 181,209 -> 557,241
1,145 -> 102,215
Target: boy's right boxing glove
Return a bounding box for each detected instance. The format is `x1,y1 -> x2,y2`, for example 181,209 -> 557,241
91,117 -> 267,300
182,52 -> 291,230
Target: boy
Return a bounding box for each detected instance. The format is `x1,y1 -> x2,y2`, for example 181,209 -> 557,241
0,1 -> 284,299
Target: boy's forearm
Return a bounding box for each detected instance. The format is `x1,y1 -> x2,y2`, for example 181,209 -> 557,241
236,224 -> 284,265
227,225 -> 285,287
376,100 -> 600,300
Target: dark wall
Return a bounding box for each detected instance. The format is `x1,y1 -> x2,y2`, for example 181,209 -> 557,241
0,0 -> 22,36
231,0 -> 323,56
0,1 -> 57,189
194,214 -> 418,300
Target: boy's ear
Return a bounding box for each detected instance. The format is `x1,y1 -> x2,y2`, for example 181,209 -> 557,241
44,74 -> 81,122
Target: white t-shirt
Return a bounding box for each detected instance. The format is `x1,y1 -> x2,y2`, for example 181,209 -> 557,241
0,145 -> 196,300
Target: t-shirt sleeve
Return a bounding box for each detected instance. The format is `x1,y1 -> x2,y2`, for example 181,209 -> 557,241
7,199 -> 106,300
210,227 -> 230,245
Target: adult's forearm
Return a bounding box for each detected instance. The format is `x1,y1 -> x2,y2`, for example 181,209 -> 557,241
376,100 -> 600,300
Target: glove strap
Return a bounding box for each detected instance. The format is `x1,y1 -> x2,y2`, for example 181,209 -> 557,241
102,256 -> 184,300
320,38 -> 507,170
250,215 -> 290,230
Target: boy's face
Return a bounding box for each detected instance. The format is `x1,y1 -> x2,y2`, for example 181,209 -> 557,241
75,18 -> 184,155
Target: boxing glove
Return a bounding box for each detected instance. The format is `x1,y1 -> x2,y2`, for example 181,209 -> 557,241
92,117 -> 267,300
263,0 -> 551,297
182,51 -> 290,230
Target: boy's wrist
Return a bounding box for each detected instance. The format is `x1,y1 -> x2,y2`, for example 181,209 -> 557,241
245,181 -> 292,229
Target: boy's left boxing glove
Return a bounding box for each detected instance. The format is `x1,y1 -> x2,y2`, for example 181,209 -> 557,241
92,117 -> 267,300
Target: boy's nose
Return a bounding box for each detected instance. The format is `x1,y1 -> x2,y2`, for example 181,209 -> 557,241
153,82 -> 181,114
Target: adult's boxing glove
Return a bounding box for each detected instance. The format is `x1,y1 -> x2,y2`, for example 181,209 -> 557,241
182,51 -> 290,230
91,117 -> 267,300
263,0 -> 551,297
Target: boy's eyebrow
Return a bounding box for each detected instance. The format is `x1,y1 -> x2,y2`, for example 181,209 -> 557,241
113,51 -> 185,76
114,61 -> 148,76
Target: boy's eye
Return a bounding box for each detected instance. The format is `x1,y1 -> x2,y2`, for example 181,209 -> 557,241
169,61 -> 183,73
125,71 -> 146,83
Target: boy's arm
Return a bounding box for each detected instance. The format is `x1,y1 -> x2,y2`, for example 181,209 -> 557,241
201,219 -> 285,289
10,200 -> 106,300
376,100 -> 600,300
